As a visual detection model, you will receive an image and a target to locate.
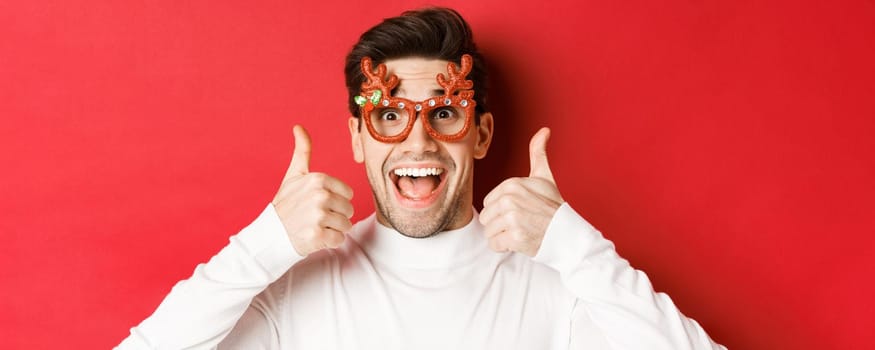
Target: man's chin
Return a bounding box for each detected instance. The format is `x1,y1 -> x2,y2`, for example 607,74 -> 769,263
384,198 -> 451,238
373,173 -> 466,238
392,219 -> 445,238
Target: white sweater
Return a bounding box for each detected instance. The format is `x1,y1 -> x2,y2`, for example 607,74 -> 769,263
117,203 -> 726,349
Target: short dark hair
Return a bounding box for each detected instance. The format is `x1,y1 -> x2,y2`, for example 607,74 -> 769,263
344,7 -> 489,122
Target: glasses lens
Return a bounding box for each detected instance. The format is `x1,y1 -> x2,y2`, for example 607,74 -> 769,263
369,107 -> 410,137
427,106 -> 466,136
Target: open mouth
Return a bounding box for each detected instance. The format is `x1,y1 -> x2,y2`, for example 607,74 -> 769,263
389,166 -> 448,208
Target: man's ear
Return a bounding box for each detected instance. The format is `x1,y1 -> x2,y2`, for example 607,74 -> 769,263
348,117 -> 364,163
473,112 -> 494,159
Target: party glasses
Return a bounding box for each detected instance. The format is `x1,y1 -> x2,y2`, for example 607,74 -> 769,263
354,54 -> 477,143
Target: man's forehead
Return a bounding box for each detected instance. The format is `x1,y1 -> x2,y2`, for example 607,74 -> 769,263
383,57 -> 450,98
384,57 -> 450,75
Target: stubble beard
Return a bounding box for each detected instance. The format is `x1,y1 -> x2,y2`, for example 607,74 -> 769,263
367,157 -> 470,239
373,184 -> 468,238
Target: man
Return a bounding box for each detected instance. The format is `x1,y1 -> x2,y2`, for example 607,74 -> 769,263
118,7 -> 725,350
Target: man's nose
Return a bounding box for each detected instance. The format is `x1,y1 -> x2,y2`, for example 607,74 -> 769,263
399,114 -> 439,153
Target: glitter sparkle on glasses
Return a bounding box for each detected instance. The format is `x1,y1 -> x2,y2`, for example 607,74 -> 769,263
354,54 -> 477,143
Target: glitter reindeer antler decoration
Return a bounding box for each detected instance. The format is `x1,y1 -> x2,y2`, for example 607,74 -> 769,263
354,57 -> 399,112
437,54 -> 475,100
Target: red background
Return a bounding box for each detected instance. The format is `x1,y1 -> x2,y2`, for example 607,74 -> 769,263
2,0 -> 873,348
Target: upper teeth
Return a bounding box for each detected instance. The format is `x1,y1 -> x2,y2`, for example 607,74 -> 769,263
393,167 -> 443,177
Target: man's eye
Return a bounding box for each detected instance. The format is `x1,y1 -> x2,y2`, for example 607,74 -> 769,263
432,108 -> 455,120
381,111 -> 400,121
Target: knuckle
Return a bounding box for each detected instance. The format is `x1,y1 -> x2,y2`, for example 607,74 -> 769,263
314,207 -> 331,223
478,210 -> 491,225
506,214 -> 521,227
328,232 -> 345,247
496,179 -> 515,191
507,177 -> 525,188
487,226 -> 504,239
499,196 -> 517,211
488,238 -> 502,251
299,228 -> 319,242
308,173 -> 328,187
509,232 -> 527,247
513,230 -> 528,243
303,203 -> 318,217
313,229 -> 328,242
312,189 -> 331,205
504,228 -> 518,240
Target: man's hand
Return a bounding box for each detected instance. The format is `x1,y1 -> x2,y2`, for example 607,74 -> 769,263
479,127 -> 564,257
272,125 -> 354,256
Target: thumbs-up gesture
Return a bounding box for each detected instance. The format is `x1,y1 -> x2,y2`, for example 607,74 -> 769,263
479,127 -> 564,257
272,125 -> 355,257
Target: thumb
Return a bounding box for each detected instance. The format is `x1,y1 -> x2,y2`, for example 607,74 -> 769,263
285,125 -> 312,178
528,127 -> 555,182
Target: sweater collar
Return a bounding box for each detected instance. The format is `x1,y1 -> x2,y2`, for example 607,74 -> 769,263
352,210 -> 488,270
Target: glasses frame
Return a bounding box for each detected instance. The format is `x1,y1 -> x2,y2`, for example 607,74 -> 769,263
361,94 -> 476,143
356,54 -> 478,144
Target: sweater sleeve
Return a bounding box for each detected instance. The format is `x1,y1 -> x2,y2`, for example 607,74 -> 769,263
115,204 -> 305,350
532,203 -> 726,350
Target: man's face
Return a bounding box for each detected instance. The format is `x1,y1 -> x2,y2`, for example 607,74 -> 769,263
349,57 -> 493,238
